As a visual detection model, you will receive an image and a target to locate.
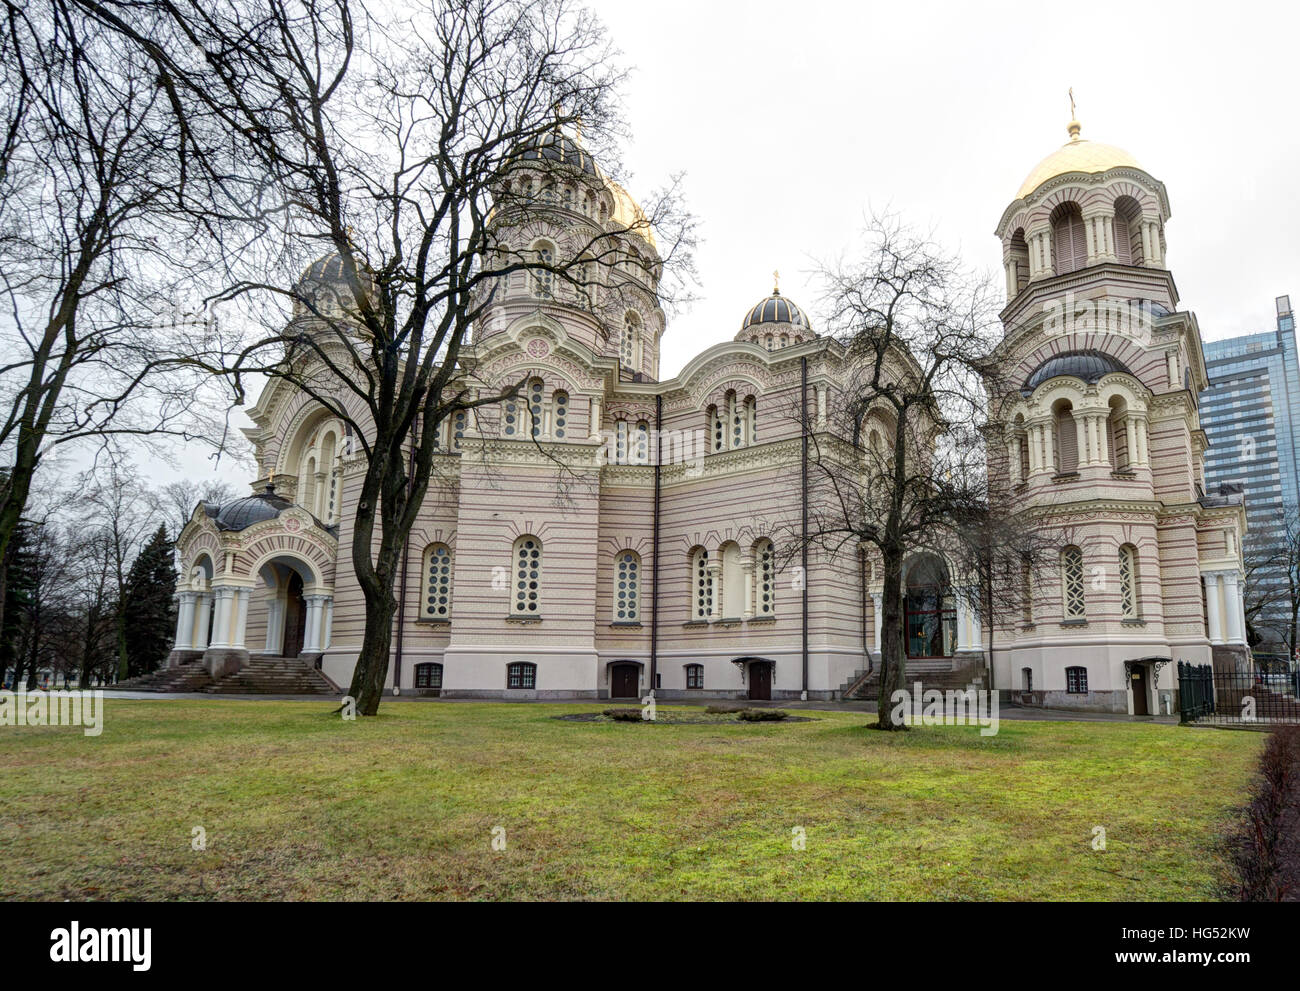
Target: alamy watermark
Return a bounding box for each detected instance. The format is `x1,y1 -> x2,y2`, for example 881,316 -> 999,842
888,684 -> 1000,736
0,689 -> 104,737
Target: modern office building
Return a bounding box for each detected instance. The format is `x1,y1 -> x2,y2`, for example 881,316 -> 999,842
1201,296 -> 1300,650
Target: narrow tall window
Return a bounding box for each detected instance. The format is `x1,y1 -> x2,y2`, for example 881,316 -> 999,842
423,543 -> 453,620
512,536 -> 542,615
747,397 -> 757,444
1066,666 -> 1088,694
502,400 -> 518,436
615,419 -> 628,463
532,241 -> 555,297
1061,545 -> 1085,620
691,547 -> 713,620
730,391 -> 743,449
1118,544 -> 1139,619
686,664 -> 703,690
553,392 -> 569,439
614,550 -> 640,622
528,378 -> 545,438
755,539 -> 775,616
709,405 -> 723,452
452,410 -> 466,450
634,420 -> 650,464
1020,557 -> 1034,625
622,312 -> 639,368
1050,203 -> 1087,275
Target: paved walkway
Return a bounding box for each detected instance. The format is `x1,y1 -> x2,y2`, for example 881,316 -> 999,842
96,689 -> 1180,724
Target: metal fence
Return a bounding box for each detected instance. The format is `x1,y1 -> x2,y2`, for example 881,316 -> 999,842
1179,660 -> 1300,726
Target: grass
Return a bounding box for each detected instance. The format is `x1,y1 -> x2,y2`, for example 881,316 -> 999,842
0,699 -> 1262,901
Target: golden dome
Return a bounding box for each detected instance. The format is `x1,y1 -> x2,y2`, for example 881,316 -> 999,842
1016,122 -> 1140,199
604,176 -> 657,252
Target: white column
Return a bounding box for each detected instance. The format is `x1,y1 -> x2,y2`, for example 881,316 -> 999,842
1204,573 -> 1224,644
1223,572 -> 1245,645
955,593 -> 972,651
741,558 -> 755,620
706,562 -> 722,623
322,598 -> 334,650
192,593 -> 211,649
264,597 -> 283,654
1005,438 -> 1019,484
231,588 -> 250,650
589,396 -> 603,440
304,595 -> 330,652
871,593 -> 883,653
174,592 -> 196,650
1136,418 -> 1149,466
209,587 -> 233,648
1125,417 -> 1138,468
816,387 -> 828,428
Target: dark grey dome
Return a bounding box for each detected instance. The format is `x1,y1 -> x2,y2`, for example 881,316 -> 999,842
213,487 -> 293,531
741,291 -> 811,331
1022,350 -> 1131,395
295,252 -> 375,294
516,131 -> 597,176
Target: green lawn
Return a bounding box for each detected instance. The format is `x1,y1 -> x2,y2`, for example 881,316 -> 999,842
0,699 -> 1261,900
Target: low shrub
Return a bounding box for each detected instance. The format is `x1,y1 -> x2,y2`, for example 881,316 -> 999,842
602,708 -> 645,722
1222,725 -> 1300,901
737,708 -> 788,721
705,704 -> 744,715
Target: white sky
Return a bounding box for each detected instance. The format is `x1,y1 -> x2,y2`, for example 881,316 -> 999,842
595,0 -> 1300,375
141,0 -> 1300,486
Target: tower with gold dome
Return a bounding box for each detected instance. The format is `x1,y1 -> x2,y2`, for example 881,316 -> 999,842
985,118 -> 1249,713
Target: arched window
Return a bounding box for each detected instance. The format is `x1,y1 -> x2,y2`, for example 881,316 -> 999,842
1118,544 -> 1139,619
754,539 -> 775,616
528,377 -> 545,438
552,392 -> 569,439
622,312 -> 639,368
633,420 -> 649,464
746,396 -> 757,444
502,400 -> 518,436
1108,396 -> 1128,468
422,543 -> 453,620
1020,557 -> 1034,625
709,405 -> 724,452
1065,666 -> 1088,694
451,410 -> 466,450
691,547 -> 713,621
561,186 -> 574,212
1050,202 -> 1087,275
685,664 -> 703,690
531,240 -> 555,297
415,662 -> 443,692
1061,545 -> 1086,620
507,661 -> 536,689
765,334 -> 774,351
1007,227 -> 1029,296
728,390 -> 742,449
719,542 -> 742,618
615,419 -> 628,463
1053,399 -> 1078,473
904,554 -> 955,658
1113,196 -> 1143,266
613,550 -> 640,623
780,334 -> 789,348
1022,667 -> 1033,692
511,536 -> 542,615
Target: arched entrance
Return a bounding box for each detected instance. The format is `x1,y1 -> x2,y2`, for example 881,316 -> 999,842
610,662 -> 639,699
904,554 -> 956,659
282,571 -> 307,658
746,659 -> 773,701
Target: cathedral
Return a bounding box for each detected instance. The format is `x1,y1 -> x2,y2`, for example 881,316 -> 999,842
169,118 -> 1247,713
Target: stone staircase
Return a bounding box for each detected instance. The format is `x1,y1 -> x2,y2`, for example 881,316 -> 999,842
110,661 -> 216,693
839,657 -> 987,700
108,656 -> 340,696
202,656 -> 340,695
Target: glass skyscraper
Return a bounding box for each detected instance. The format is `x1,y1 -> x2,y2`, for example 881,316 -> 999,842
1201,295 -> 1300,651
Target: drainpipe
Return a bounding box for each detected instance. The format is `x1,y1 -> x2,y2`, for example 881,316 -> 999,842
801,357 -> 809,698
650,393 -> 662,692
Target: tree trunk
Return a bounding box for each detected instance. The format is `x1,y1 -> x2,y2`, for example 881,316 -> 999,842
348,589 -> 396,715
876,549 -> 907,730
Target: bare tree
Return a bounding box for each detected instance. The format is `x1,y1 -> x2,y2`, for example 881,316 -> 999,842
80,0 -> 695,714
0,1 -> 228,644
802,214 -> 1049,729
156,478 -> 241,541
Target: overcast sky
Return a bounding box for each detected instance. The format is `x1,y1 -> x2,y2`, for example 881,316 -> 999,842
142,0 -> 1300,487
595,0 -> 1300,376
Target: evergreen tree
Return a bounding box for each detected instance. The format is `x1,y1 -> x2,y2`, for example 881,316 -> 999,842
121,525 -> 177,679
1,519 -> 37,688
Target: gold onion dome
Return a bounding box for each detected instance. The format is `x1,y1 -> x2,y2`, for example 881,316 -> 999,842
1015,120 -> 1140,199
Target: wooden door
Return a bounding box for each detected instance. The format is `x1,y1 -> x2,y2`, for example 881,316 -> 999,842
748,662 -> 771,701
282,573 -> 306,658
611,665 -> 638,699
1132,667 -> 1149,716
